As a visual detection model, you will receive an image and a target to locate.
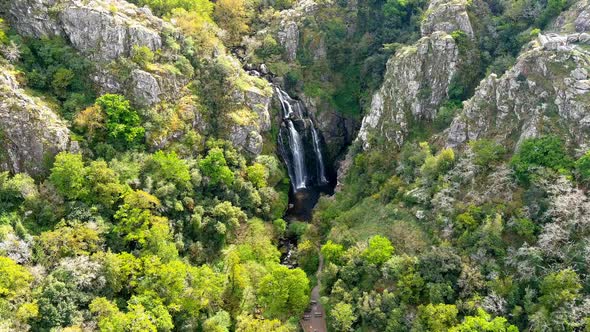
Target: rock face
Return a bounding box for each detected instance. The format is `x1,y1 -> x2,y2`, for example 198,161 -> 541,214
358,33 -> 460,148
357,0 -> 474,149
0,67 -> 74,176
276,0 -> 317,62
301,95 -> 355,162
551,0 -> 590,33
445,35 -> 590,150
6,0 -> 274,156
278,21 -> 299,62
421,0 -> 475,38
227,81 -> 273,155
6,0 -> 184,108
8,0 -> 167,61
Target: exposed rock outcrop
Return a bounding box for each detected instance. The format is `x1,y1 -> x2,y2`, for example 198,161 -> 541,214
551,0 -> 590,33
445,34 -> 590,150
301,95 -> 355,162
8,0 -> 167,61
278,21 -> 299,62
421,0 -> 475,38
6,0 -> 185,107
276,0 -> 317,62
358,33 -> 460,148
357,0 -> 474,149
6,0 -> 274,155
0,66 -> 75,176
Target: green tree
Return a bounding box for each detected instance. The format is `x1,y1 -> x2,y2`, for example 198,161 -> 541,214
235,314 -> 292,332
413,303 -> 458,332
199,148 -> 234,186
257,264 -> 310,319
539,269 -> 581,311
85,160 -> 125,209
0,256 -> 33,304
214,0 -> 250,46
51,67 -> 74,97
450,309 -> 518,332
49,152 -> 88,200
145,151 -> 191,188
113,190 -> 177,259
35,274 -> 83,329
321,240 -> 345,265
235,219 -> 281,263
330,302 -> 356,332
246,162 -> 268,188
297,239 -> 319,275
363,235 -> 394,265
95,94 -> 145,148
203,310 -> 231,332
538,0 -> 567,27
511,136 -> 572,182
36,223 -> 102,266
382,255 -> 424,303
90,296 -> 167,332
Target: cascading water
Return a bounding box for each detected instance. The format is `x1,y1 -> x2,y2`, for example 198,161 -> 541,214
310,120 -> 328,184
275,86 -> 329,193
277,88 -> 308,190
287,121 -> 307,189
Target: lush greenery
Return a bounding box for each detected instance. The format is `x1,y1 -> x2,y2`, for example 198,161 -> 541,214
310,132 -> 590,331
0,6 -> 303,331
0,0 -> 588,331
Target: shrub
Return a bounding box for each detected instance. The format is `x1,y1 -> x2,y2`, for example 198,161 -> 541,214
199,148 -> 234,186
95,94 -> 145,149
130,45 -> 155,68
469,139 -> 506,169
420,146 -> 455,181
575,151 -> 590,183
131,0 -> 214,17
511,136 -> 572,183
51,67 -> 74,97
255,35 -> 283,60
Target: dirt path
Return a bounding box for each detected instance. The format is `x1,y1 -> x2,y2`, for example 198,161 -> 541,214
301,253 -> 327,332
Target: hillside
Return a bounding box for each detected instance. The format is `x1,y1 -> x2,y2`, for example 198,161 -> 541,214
0,0 -> 589,331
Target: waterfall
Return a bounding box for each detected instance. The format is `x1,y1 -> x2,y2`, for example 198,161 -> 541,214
310,120 -> 328,184
275,86 -> 329,192
287,120 -> 307,189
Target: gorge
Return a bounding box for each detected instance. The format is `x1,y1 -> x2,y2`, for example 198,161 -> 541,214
1,0 -> 590,331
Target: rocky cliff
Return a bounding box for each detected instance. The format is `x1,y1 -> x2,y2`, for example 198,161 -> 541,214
4,0 -> 273,155
7,0 -> 184,107
9,0 -> 167,61
357,0 -> 475,149
445,35 -> 590,151
262,0 -> 357,163
551,0 -> 590,33
421,0 -> 475,38
445,1 -> 590,152
0,65 -> 75,176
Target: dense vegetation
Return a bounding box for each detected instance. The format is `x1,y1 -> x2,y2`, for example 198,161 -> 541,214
0,0 -> 589,331
308,131 -> 590,331
0,4 -> 305,331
